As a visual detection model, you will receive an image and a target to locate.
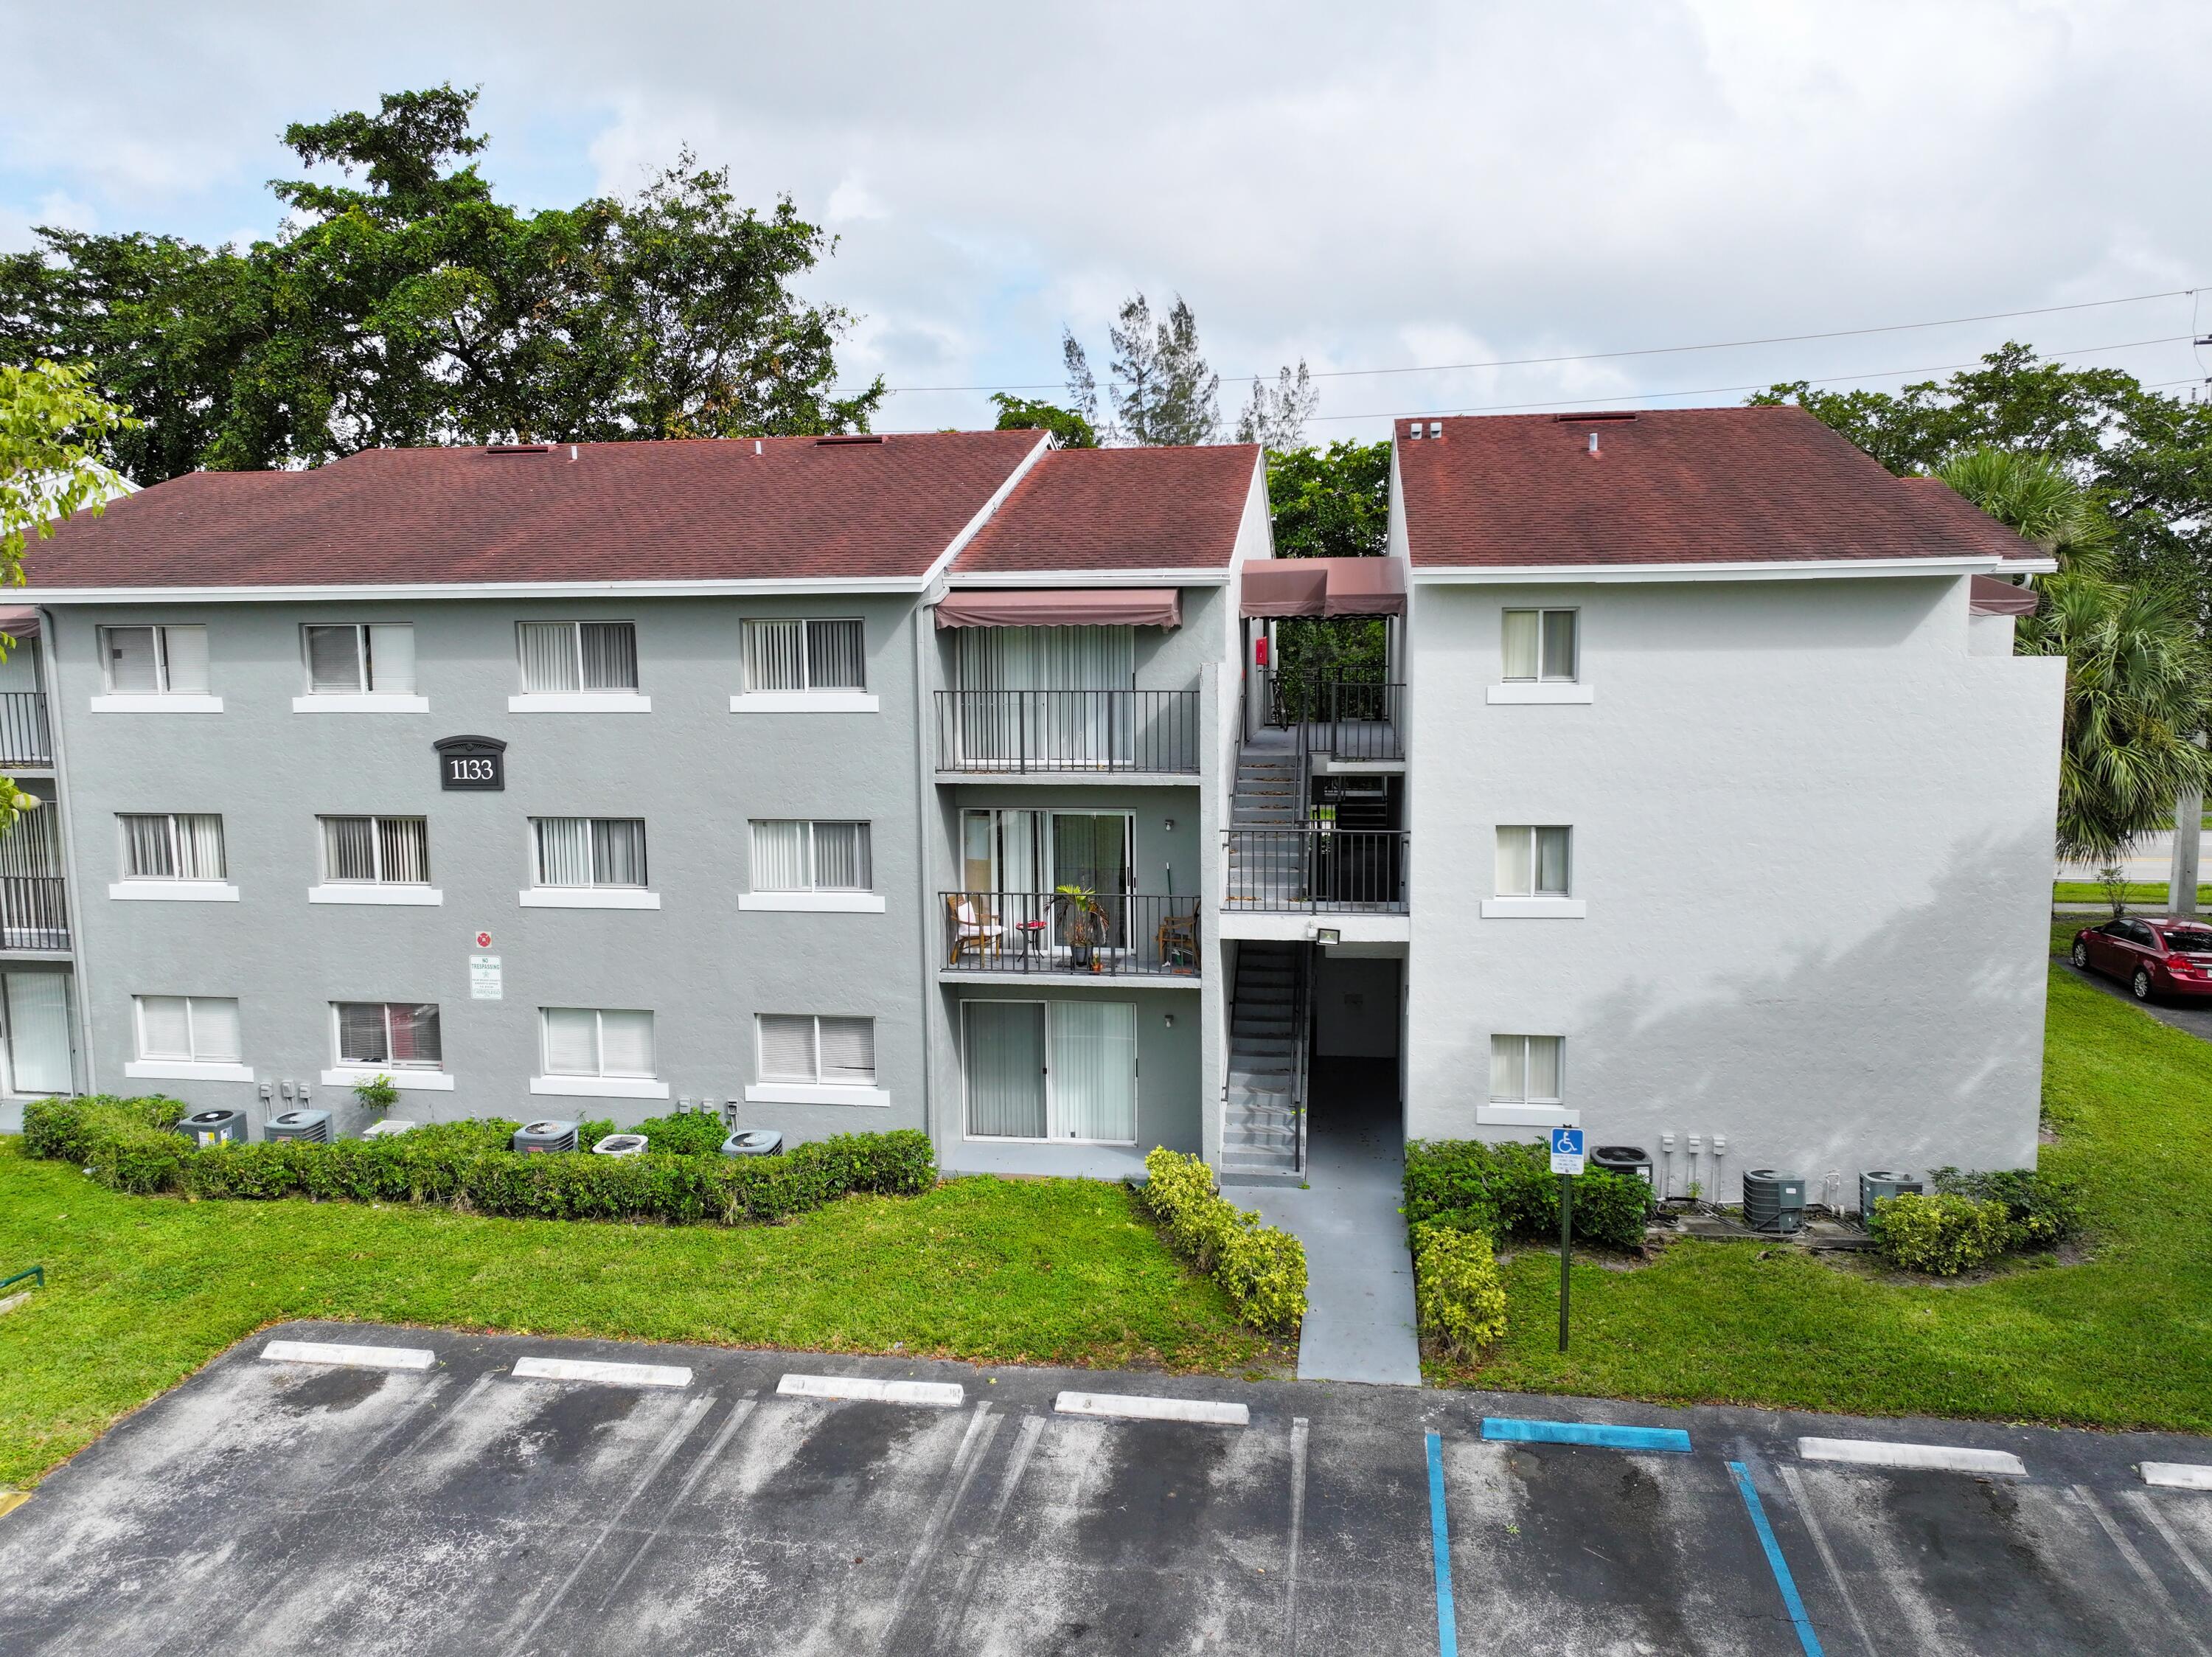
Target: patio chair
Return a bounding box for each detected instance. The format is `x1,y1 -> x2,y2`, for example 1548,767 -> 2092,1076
946,894 -> 1004,966
1156,909 -> 1198,972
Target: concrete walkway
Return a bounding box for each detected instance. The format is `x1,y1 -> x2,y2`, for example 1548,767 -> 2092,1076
1248,1059 -> 1422,1387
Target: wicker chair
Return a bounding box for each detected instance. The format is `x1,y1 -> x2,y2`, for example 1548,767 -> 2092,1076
946,894 -> 1004,966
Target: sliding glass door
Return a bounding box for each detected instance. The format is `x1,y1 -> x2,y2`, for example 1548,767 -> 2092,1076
955,626 -> 1137,768
963,999 -> 1137,1143
961,810 -> 1133,955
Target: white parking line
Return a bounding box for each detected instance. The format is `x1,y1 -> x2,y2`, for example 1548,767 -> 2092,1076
777,1373 -> 965,1407
1054,1391 -> 1249,1426
2143,1462 -> 2212,1491
512,1356 -> 692,1389
260,1340 -> 435,1371
1798,1437 -> 2025,1477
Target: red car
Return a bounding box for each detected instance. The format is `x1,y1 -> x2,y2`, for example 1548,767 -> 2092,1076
2071,915 -> 2212,1001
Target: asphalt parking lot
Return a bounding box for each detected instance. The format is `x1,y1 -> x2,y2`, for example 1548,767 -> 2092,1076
2059,956 -> 2212,1044
2,1324 -> 2209,1656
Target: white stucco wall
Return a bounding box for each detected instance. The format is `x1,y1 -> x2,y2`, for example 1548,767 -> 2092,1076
1405,572 -> 2065,1206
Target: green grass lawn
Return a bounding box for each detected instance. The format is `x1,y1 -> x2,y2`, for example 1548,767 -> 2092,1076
2053,880 -> 2212,906
0,1167 -> 1273,1488
1437,957 -> 2212,1431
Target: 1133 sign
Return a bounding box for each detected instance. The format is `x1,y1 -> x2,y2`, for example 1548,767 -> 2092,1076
434,735 -> 507,791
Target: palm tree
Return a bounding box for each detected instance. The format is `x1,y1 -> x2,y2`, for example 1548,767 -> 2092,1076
1938,447 -> 2212,866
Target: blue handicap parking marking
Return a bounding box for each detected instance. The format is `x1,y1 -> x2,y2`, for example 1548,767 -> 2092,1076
1481,1416 -> 1694,1454
1728,1459 -> 1826,1657
1425,1429 -> 1460,1657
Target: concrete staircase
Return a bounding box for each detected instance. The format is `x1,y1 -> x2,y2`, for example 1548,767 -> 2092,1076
1222,940 -> 1303,1178
1226,733 -> 1307,906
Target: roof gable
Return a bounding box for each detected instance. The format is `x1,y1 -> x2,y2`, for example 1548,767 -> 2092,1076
952,443 -> 1259,575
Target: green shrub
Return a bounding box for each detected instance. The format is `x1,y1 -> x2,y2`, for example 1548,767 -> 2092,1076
1871,1192 -> 2013,1274
629,1112 -> 730,1157
1411,1222 -> 1508,1358
1137,1147 -> 1307,1335
24,1095 -> 189,1193
1405,1138 -> 1652,1250
1929,1166 -> 2086,1249
576,1118 -> 617,1151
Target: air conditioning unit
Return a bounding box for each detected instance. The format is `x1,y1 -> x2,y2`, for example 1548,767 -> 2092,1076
591,1133 -> 649,1158
175,1108 -> 248,1147
512,1120 -> 580,1154
265,1109 -> 331,1144
1858,1170 -> 1923,1215
1742,1169 -> 1807,1234
721,1130 -> 785,1158
361,1118 -> 419,1139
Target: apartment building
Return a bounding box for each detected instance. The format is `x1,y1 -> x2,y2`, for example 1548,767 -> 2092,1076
1,406 -> 2064,1206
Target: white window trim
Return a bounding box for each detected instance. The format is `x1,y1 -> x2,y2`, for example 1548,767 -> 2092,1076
1486,684 -> 1595,706
310,886 -> 445,906
729,691 -> 880,714
1480,897 -> 1587,919
507,692 -> 652,714
91,694 -> 223,714
109,880 -> 240,902
1493,824 -> 1573,903
748,819 -> 874,900
330,1002 -> 445,1075
529,1074 -> 671,1100
737,892 -> 886,913
1477,1103 -> 1582,1127
319,1066 -> 456,1091
291,694 -> 430,714
957,997 -> 1140,1147
741,616 -> 869,695
743,1082 -> 894,1108
1500,606 -> 1581,685
519,888 -> 662,909
125,1060 -> 256,1083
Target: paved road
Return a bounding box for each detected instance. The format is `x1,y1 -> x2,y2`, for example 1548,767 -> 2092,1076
2058,956 -> 2212,1043
2,1325 -> 2208,1655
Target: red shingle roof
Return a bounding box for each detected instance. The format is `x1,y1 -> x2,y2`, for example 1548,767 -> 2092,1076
1396,406 -> 2038,569
952,443 -> 1259,574
21,430 -> 1046,589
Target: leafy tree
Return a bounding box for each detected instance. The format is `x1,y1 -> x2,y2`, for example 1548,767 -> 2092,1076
1941,446 -> 2212,862
990,392 -> 1096,449
1062,291 -> 1220,445
1234,361 -> 1318,451
1263,438 -> 1393,683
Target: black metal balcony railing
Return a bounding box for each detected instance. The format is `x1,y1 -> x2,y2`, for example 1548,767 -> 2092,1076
0,876 -> 69,950
1263,673 -> 1405,762
942,892 -> 1200,976
1222,829 -> 1408,913
0,692 -> 52,768
936,689 -> 1200,774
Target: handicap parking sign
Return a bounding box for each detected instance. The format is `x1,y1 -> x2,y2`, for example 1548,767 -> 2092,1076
1549,1127 -> 1585,1175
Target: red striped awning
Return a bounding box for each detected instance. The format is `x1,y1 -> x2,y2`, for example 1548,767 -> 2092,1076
934,588 -> 1181,628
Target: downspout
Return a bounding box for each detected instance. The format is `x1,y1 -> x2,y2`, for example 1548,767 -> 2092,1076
37,608 -> 94,1095
911,601 -> 937,1154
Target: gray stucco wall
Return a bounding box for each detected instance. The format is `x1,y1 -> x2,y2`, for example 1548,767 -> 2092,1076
46,594 -> 934,1140
1405,573 -> 2066,1206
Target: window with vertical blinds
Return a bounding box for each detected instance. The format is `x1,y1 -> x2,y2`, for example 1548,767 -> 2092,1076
749,821 -> 872,892
532,818 -> 648,887
540,1007 -> 655,1077
518,622 -> 639,692
757,1013 -> 874,1084
1494,825 -> 1571,897
961,999 -> 1135,1142
119,813 -> 226,880
135,994 -> 242,1063
1501,609 -> 1578,682
320,816 -> 430,883
4,973 -> 72,1093
1489,1035 -> 1564,1105
742,619 -> 866,691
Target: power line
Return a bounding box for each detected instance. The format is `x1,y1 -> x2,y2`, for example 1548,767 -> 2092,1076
845,285 -> 2200,398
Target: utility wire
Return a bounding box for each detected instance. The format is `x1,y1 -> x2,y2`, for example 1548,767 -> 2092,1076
844,285 -> 2200,397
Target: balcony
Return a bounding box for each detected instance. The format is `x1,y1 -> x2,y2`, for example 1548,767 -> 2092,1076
0,876 -> 69,951
1261,674 -> 1403,763
941,892 -> 1201,977
935,689 -> 1200,775
0,692 -> 52,768
1222,829 -> 1408,913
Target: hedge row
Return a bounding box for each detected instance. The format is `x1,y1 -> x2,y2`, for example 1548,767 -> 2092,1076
1871,1167 -> 2084,1274
1409,1222 -> 1507,1361
1403,1137 -> 1652,1251
1136,1147 -> 1307,1335
22,1096 -> 937,1226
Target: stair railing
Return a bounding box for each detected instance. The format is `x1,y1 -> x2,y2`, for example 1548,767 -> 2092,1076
1290,945 -> 1313,1177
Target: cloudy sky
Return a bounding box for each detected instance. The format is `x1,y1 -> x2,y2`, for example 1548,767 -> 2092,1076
4,0 -> 2208,441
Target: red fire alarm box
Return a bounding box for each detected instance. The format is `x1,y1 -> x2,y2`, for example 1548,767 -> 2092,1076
1255,636 -> 1270,667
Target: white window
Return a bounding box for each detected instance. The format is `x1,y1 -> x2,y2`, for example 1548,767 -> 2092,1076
319,816 -> 430,884
303,624 -> 415,694
750,821 -> 872,892
1502,609 -> 1577,682
136,995 -> 243,1063
1495,826 -> 1571,897
2,973 -> 73,1094
541,1007 -> 655,1078
532,818 -> 647,888
743,619 -> 866,692
518,621 -> 639,692
100,624 -> 209,694
333,1001 -> 443,1069
1489,1034 -> 1563,1108
758,1013 -> 877,1085
962,1000 -> 1137,1143
119,813 -> 226,881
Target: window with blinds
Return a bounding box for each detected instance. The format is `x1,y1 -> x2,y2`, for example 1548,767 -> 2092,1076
1494,825 -> 1572,897
742,619 -> 866,691
135,994 -> 241,1063
1501,609 -> 1578,682
540,1007 -> 655,1077
333,1001 -> 443,1069
749,821 -> 872,892
100,625 -> 209,694
531,818 -> 648,888
757,1013 -> 875,1085
119,813 -> 226,880
303,624 -> 416,694
517,622 -> 639,692
319,816 -> 430,883
1489,1035 -> 1564,1106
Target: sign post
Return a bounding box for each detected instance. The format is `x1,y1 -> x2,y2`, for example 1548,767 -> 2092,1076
1549,1127 -> 1585,1353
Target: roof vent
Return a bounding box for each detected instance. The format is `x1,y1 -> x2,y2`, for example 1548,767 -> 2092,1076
1587,431 -> 1601,457
1551,411 -> 1638,423
814,434 -> 886,446
484,442 -> 552,454
1427,421 -> 1442,438
1403,421 -> 1423,440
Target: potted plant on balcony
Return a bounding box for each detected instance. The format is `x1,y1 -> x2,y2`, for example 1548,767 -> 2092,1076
1052,883 -> 1108,970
